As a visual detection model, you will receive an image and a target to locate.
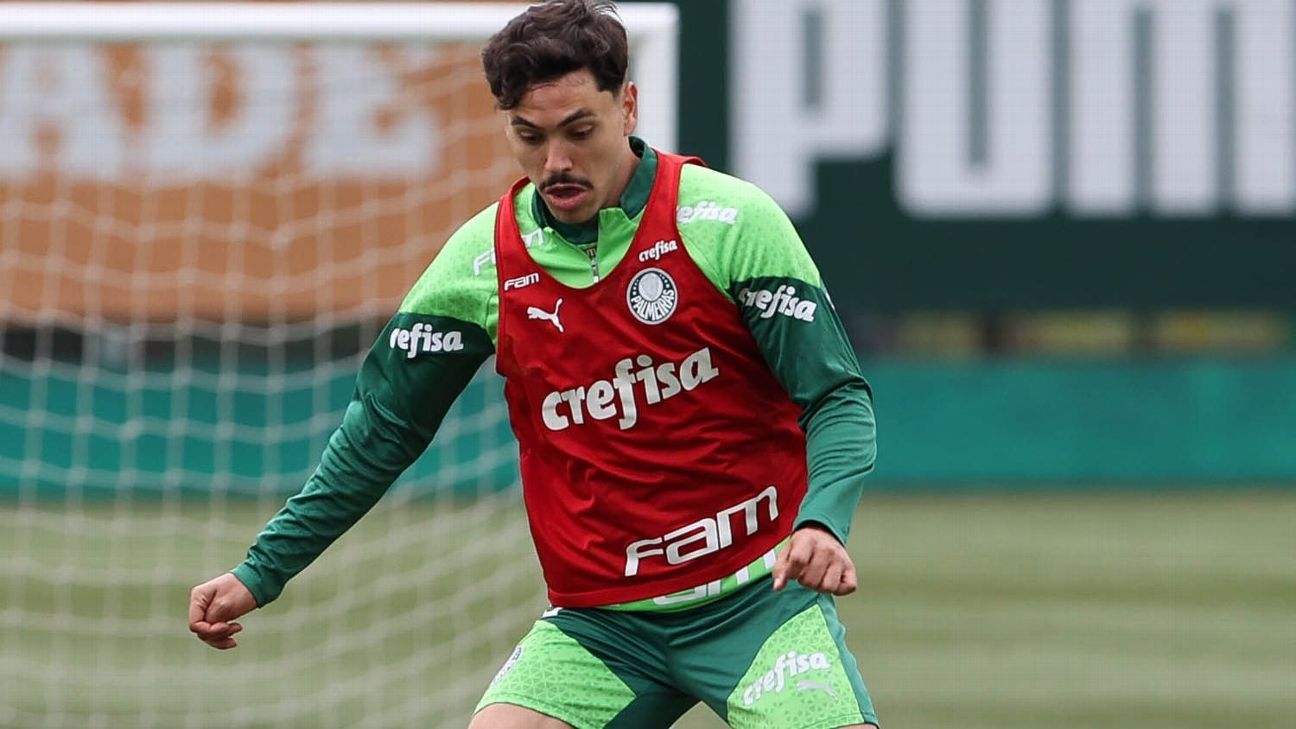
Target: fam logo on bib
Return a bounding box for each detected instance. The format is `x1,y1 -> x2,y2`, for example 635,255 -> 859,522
627,267 -> 678,325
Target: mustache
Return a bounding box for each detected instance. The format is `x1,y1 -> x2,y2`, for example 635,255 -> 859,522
541,174 -> 593,191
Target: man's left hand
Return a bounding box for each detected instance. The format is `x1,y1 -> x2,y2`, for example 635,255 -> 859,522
771,526 -> 857,596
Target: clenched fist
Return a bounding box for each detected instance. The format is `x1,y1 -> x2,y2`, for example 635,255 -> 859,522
771,525 -> 858,596
188,573 -> 257,649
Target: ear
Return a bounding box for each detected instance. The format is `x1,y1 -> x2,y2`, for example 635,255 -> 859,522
621,82 -> 639,136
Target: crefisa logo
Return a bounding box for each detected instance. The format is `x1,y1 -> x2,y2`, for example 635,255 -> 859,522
638,239 -> 679,263
627,267 -> 678,325
388,323 -> 464,358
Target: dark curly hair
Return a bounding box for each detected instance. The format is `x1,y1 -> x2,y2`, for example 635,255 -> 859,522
481,0 -> 629,110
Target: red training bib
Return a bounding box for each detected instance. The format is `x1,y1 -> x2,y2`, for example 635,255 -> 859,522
494,151 -> 807,607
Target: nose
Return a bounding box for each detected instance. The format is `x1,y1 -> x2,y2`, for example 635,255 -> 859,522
544,141 -> 573,175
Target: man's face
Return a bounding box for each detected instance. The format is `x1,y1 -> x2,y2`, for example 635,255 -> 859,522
504,69 -> 638,225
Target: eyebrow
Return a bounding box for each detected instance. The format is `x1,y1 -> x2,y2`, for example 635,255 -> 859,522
510,109 -> 598,130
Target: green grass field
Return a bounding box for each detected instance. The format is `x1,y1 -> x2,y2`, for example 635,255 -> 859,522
2,490 -> 1293,728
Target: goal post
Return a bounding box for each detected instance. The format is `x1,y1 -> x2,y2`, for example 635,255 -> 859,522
0,3 -> 679,728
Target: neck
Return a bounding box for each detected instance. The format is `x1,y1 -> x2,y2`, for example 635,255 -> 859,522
604,141 -> 641,215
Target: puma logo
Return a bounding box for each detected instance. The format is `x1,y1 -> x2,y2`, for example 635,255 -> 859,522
796,679 -> 837,698
527,298 -> 564,333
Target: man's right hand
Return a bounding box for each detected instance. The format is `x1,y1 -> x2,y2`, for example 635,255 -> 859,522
188,573 -> 257,650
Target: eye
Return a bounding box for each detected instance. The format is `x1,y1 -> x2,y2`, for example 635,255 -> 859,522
517,132 -> 542,145
569,126 -> 594,140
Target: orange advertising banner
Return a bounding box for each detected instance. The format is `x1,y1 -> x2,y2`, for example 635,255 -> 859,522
1,41 -> 519,323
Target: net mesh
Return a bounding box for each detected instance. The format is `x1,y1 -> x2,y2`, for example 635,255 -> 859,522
1,36 -> 555,728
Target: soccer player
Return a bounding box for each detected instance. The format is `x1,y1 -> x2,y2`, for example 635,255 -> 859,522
188,1 -> 879,726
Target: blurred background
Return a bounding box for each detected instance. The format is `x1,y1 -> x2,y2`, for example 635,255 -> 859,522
1,1 -> 1293,728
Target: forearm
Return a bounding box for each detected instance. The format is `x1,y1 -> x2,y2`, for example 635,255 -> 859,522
794,380 -> 876,543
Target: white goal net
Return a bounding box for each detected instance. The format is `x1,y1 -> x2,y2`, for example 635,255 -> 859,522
0,3 -> 678,727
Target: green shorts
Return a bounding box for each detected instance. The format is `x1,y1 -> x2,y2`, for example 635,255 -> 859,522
476,577 -> 878,729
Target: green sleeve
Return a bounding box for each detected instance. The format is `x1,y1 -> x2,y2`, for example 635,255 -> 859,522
677,166 -> 877,545
232,211 -> 498,605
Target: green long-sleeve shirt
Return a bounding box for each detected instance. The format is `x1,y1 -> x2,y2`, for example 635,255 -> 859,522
233,138 -> 876,607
